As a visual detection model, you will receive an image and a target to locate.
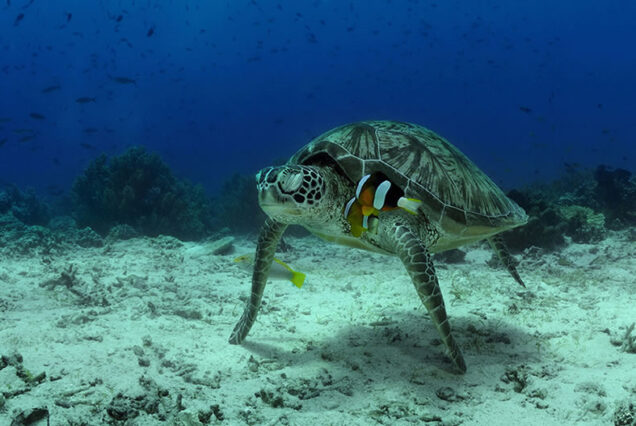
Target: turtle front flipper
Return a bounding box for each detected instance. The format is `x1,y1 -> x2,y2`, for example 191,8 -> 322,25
487,234 -> 525,287
229,218 -> 288,344
390,223 -> 467,373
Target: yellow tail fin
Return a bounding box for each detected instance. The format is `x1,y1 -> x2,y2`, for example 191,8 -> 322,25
290,271 -> 306,288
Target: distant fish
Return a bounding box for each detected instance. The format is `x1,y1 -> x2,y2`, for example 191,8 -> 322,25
110,76 -> 136,85
80,142 -> 96,150
41,85 -> 61,93
147,26 -> 155,37
0,117 -> 11,123
66,12 -> 72,23
83,127 -> 98,134
234,254 -> 306,288
14,13 -> 24,26
18,135 -> 35,142
29,112 -> 45,120
75,97 -> 96,103
519,106 -> 532,114
0,138 -> 6,147
116,15 -> 123,22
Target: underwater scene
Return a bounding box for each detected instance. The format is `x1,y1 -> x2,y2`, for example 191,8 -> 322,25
1,1 -> 635,425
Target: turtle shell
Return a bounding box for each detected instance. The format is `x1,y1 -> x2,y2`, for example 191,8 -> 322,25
288,120 -> 527,236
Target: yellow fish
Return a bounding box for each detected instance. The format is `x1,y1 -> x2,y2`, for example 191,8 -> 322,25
234,254 -> 305,288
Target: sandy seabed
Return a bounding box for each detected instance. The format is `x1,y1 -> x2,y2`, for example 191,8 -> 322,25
1,231 -> 635,425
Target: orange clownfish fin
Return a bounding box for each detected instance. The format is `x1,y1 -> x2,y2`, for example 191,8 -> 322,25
344,197 -> 365,237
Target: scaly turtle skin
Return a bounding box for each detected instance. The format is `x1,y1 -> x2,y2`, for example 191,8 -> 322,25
229,120 -> 528,373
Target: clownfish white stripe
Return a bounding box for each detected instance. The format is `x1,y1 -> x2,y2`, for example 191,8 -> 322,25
373,180 -> 391,210
356,174 -> 371,199
344,197 -> 356,218
362,214 -> 369,229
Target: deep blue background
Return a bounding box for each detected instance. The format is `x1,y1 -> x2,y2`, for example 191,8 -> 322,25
1,0 -> 634,197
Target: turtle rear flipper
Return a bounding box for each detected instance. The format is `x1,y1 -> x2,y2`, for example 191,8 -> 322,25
229,218 -> 287,344
488,234 -> 525,287
391,222 -> 467,374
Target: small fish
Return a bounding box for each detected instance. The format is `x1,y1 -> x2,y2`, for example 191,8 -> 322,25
18,135 -> 35,142
116,15 -> 123,22
80,142 -> 96,150
344,173 -> 421,237
29,112 -> 45,120
66,12 -> 72,23
0,138 -> 6,147
147,26 -> 155,37
519,106 -> 532,114
83,127 -> 98,134
111,76 -> 136,85
0,117 -> 12,123
41,85 -> 61,93
75,97 -> 96,103
14,13 -> 24,26
234,254 -> 305,288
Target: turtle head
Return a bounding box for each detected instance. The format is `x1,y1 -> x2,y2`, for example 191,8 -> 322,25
256,165 -> 330,224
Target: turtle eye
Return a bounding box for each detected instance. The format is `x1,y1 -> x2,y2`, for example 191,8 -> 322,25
278,171 -> 303,194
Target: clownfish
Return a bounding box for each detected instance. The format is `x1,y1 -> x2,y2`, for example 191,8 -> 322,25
343,173 -> 422,237
234,254 -> 306,288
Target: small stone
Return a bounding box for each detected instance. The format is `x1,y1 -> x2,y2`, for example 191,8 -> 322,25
436,386 -> 457,402
209,236 -> 235,255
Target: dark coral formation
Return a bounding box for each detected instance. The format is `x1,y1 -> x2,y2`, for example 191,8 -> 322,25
504,165 -> 636,251
594,166 -> 636,228
72,146 -> 214,240
210,172 -> 266,234
0,185 -> 50,226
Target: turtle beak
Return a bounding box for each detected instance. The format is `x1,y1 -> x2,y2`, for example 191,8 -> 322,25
258,187 -> 304,217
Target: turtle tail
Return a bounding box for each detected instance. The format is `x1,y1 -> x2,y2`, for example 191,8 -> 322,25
229,218 -> 288,344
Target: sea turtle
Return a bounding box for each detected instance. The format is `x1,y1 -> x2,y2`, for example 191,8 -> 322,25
229,120 -> 527,373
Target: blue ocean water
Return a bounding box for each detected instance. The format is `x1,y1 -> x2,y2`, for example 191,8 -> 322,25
1,0 -> 634,197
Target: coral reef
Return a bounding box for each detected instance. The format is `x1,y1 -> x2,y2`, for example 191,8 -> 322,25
558,205 -> 606,243
0,185 -> 50,226
210,172 -> 266,234
504,165 -> 636,251
594,166 -> 636,228
72,147 -> 214,240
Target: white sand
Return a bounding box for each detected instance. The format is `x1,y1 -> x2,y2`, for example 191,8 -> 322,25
1,231 -> 635,425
